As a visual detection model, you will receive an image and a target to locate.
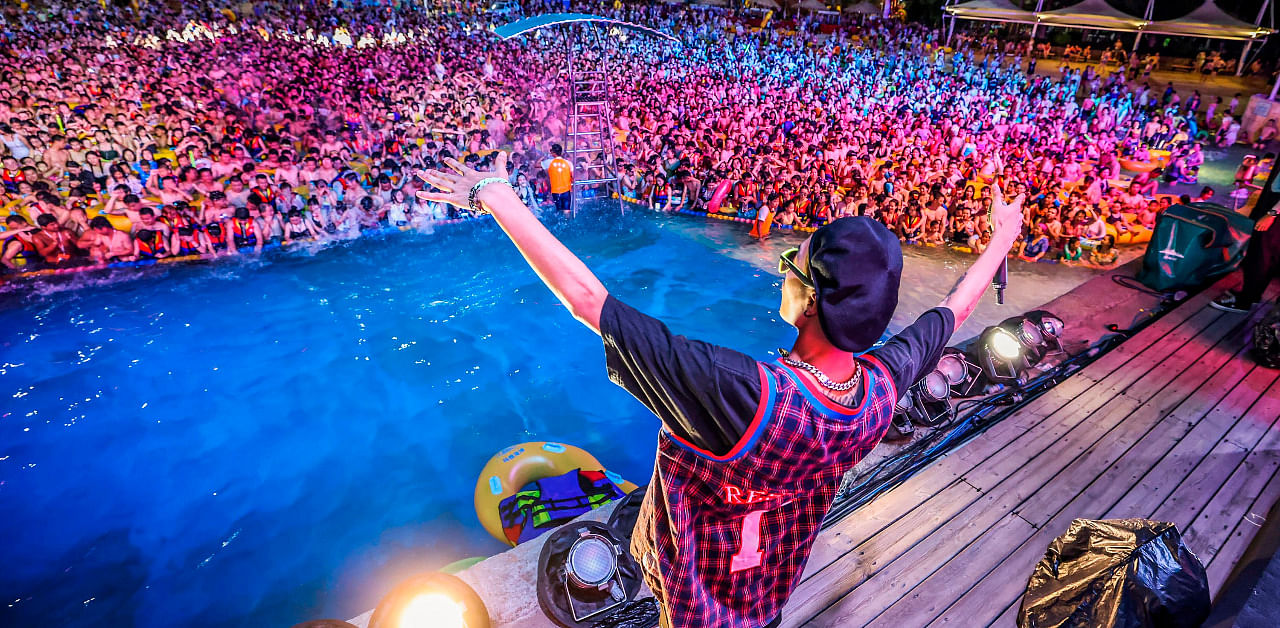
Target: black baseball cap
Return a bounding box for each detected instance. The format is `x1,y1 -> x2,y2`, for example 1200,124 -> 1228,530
807,217 -> 903,353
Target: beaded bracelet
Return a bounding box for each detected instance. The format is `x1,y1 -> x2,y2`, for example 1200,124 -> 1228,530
468,177 -> 512,215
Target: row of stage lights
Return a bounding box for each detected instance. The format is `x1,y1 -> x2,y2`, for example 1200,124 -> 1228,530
892,310 -> 1066,437
293,525 -> 635,628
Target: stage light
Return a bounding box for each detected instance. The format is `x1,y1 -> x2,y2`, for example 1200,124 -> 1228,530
893,357 -> 962,431
939,349 -> 985,398
368,572 -> 489,628
1025,310 -> 1066,354
989,327 -> 1023,361
538,522 -> 639,625
402,594 -> 466,628
975,311 -> 1067,386
567,533 -> 619,590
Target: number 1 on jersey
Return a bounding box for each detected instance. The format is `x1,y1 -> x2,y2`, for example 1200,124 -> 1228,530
729,510 -> 765,573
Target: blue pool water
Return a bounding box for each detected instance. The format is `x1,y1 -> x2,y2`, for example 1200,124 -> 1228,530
0,209 -> 1098,627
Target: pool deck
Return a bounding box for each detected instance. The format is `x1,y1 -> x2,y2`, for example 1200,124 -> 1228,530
782,275 -> 1280,627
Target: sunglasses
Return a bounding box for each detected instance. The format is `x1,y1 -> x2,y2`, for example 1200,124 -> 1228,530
778,247 -> 814,288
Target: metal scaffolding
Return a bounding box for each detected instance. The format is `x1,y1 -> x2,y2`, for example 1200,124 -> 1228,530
493,13 -> 677,214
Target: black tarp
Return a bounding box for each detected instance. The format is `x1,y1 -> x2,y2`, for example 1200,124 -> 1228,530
1018,518 -> 1210,628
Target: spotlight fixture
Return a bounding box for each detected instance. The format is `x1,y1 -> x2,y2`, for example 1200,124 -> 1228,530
368,572 -> 490,628
893,354 -> 969,430
538,521 -> 643,627
939,348 -> 985,398
974,311 -> 1066,385
976,324 -> 1030,385
1024,310 -> 1066,354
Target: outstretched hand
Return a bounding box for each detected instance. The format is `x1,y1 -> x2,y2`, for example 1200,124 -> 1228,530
416,152 -> 510,209
988,183 -> 1025,241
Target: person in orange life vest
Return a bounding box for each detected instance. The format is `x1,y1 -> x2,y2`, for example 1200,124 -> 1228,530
32,214 -> 79,265
133,207 -> 172,243
751,192 -> 779,240
543,143 -> 573,213
735,172 -> 761,217
2,214 -> 42,270
133,227 -> 170,260
225,206 -> 264,255
1,155 -> 26,192
77,216 -> 136,263
249,173 -> 277,207
418,154 -> 1027,628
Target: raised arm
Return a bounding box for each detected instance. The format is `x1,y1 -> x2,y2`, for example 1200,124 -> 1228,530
939,184 -> 1024,329
417,153 -> 608,333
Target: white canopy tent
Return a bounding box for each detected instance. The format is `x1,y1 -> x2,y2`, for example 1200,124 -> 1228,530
752,0 -> 783,10
1145,1 -> 1273,41
943,0 -> 1036,25
796,0 -> 829,12
1036,0 -> 1147,32
944,0 -> 1274,41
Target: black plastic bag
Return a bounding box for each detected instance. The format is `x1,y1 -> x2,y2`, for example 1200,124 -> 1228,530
1018,518 -> 1210,628
1252,306 -> 1280,369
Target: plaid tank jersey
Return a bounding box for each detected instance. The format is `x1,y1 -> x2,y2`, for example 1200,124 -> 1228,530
630,355 -> 898,627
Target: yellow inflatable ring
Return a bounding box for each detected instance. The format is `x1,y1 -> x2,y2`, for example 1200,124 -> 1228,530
474,441 -> 638,547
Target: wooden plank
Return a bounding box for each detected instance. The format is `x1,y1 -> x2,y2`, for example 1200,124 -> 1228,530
990,602 -> 1020,627
797,391 -> 1143,628
1181,377 -> 1280,570
791,280 -> 1248,626
1205,464 -> 1280,594
786,481 -> 982,624
805,512 -> 1034,628
800,408 -> 1041,583
792,301 -> 1231,625
918,324 -> 1263,625
1075,276 -> 1234,382
1147,368 -> 1280,529
1100,358 -> 1260,520
1098,307 -> 1227,396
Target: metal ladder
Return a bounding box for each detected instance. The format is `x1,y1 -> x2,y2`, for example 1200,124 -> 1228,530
565,23 -> 623,214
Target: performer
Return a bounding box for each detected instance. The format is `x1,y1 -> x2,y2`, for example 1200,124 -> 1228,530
417,153 -> 1025,627
1212,203 -> 1279,314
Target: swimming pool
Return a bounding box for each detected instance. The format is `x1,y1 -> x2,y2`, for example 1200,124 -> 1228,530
0,209 -> 1100,627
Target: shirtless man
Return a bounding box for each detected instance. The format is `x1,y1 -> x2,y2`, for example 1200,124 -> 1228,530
77,216 -> 136,263
32,214 -> 78,265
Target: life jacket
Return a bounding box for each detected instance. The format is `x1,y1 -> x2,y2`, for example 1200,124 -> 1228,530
497,469 -> 626,545
176,226 -> 202,255
205,222 -> 226,247
160,214 -> 190,231
10,233 -> 41,262
250,186 -> 276,205
1,168 -> 25,190
230,218 -> 257,247
135,229 -> 166,258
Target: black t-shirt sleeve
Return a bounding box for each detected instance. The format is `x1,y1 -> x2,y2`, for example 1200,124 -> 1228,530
868,307 -> 956,398
600,295 -> 763,458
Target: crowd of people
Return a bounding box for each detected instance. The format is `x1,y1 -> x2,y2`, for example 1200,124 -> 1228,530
0,0 -> 1265,275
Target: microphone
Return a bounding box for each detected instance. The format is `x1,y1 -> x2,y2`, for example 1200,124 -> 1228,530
989,202 -> 1007,305
993,257 -> 1008,305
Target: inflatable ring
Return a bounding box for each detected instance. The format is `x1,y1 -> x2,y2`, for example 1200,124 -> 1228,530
1118,159 -> 1158,173
474,441 -> 637,547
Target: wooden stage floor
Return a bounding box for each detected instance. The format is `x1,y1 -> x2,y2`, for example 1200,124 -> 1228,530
784,276 -> 1280,627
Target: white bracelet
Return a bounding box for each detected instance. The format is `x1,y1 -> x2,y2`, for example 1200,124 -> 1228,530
468,177 -> 511,215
